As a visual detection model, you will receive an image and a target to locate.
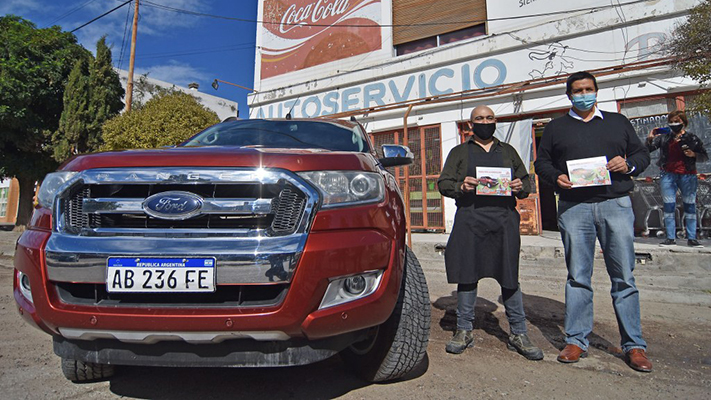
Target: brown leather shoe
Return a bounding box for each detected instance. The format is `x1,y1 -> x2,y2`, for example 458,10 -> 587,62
557,344 -> 587,363
626,348 -> 653,372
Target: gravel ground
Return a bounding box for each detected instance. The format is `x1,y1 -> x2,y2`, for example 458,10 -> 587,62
1,230 -> 710,400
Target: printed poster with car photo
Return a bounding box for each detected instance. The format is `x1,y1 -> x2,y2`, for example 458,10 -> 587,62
566,156 -> 612,188
475,167 -> 512,196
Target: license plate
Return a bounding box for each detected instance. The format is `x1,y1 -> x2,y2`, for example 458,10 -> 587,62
107,257 -> 216,293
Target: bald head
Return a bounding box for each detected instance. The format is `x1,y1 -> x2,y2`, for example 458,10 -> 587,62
470,106 -> 496,124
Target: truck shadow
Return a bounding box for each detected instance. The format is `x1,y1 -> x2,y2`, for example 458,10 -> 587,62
108,357 -> 363,399
432,291 -> 622,356
107,351 -> 429,399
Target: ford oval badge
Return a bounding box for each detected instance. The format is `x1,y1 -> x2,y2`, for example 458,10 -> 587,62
143,191 -> 204,220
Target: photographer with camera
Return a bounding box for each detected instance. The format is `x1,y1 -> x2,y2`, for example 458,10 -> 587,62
646,110 -> 708,247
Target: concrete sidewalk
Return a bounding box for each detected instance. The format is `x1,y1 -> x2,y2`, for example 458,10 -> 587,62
411,230 -> 710,269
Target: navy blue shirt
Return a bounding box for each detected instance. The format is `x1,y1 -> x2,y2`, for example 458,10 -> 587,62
535,110 -> 650,203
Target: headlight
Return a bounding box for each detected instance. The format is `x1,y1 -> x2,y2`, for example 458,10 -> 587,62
299,171 -> 384,208
37,171 -> 78,209
318,270 -> 384,309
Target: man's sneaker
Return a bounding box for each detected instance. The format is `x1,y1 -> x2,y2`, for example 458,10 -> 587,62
659,239 -> 676,247
445,330 -> 474,354
688,239 -> 704,248
507,333 -> 544,360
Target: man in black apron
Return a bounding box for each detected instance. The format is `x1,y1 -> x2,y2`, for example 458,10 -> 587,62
438,106 -> 543,360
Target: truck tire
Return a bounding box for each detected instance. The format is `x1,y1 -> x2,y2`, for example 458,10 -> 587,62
61,358 -> 115,382
340,247 -> 431,382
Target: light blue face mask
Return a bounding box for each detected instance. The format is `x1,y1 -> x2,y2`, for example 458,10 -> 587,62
571,93 -> 597,111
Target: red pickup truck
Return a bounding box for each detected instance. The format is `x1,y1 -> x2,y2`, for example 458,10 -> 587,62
13,118 -> 430,382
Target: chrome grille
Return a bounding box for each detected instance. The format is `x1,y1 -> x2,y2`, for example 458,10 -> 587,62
55,168 -> 316,237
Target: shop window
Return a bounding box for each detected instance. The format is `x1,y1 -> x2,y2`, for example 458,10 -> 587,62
396,36 -> 437,56
439,25 -> 486,45
395,24 -> 486,56
393,0 -> 486,46
619,97 -> 677,119
371,125 -> 444,231
0,187 -> 8,218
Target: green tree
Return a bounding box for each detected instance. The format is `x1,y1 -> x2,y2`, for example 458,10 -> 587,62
87,37 -> 124,144
102,91 -> 219,150
53,37 -> 124,162
0,15 -> 90,227
53,59 -> 91,161
667,0 -> 711,116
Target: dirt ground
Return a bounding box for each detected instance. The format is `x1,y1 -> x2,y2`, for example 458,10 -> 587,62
1,237 -> 710,399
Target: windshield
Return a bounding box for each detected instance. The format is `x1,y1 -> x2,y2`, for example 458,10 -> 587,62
181,119 -> 369,152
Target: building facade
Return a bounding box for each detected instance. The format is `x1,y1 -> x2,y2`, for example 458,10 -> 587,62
249,0 -> 710,234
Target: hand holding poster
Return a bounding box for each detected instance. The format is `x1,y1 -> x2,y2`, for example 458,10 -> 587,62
475,167 -> 512,196
566,156 -> 612,188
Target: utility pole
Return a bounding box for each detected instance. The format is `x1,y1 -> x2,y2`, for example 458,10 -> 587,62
125,0 -> 140,112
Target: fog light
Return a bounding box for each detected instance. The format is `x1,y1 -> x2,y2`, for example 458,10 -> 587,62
18,271 -> 33,304
319,270 -> 384,309
344,276 -> 366,295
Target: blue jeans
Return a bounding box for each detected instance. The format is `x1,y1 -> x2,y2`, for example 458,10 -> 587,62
557,197 -> 646,352
456,283 -> 527,334
660,172 -> 698,240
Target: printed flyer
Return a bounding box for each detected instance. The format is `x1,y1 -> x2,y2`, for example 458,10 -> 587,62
566,156 -> 612,188
475,167 -> 512,196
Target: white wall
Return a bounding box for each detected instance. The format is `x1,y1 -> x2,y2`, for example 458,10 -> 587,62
116,69 -> 239,121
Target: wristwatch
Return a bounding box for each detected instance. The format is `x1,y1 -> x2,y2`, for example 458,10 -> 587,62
625,160 -> 634,174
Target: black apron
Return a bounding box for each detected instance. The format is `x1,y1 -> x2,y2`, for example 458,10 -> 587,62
444,142 -> 521,288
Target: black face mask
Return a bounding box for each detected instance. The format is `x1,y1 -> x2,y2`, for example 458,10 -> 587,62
668,123 -> 684,133
471,123 -> 496,140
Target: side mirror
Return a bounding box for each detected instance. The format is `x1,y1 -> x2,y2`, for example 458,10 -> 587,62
379,144 -> 414,167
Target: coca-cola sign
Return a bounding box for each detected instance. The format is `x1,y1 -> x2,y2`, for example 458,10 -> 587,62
261,0 -> 382,79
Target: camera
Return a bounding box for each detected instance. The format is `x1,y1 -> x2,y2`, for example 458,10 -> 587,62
654,126 -> 671,135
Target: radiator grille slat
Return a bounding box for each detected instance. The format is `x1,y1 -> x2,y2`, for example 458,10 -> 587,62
270,187 -> 306,234
60,181 -> 308,236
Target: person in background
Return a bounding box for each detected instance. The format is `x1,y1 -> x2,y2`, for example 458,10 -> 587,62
534,71 -> 652,372
646,110 -> 708,247
438,105 -> 543,361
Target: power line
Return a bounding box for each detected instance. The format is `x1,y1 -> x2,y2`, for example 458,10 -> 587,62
135,44 -> 256,60
139,0 -> 654,28
46,0 -> 99,27
70,0 -> 132,33
116,3 -> 133,70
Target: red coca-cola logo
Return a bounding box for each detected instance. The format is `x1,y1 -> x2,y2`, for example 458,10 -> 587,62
261,0 -> 381,79
280,0 -> 351,34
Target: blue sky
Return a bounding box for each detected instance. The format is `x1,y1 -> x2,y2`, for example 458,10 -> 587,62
1,0 -> 258,115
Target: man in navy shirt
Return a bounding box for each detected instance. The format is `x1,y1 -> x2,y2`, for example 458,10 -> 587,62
535,71 -> 652,372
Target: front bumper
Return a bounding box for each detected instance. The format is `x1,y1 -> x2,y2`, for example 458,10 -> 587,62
53,329 -> 370,367
14,225 -> 403,344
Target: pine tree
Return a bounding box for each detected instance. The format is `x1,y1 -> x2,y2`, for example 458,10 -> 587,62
53,59 -> 91,161
87,36 -> 124,149
52,36 -> 124,162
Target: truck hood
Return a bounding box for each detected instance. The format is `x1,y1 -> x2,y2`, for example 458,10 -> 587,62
60,147 -> 380,172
